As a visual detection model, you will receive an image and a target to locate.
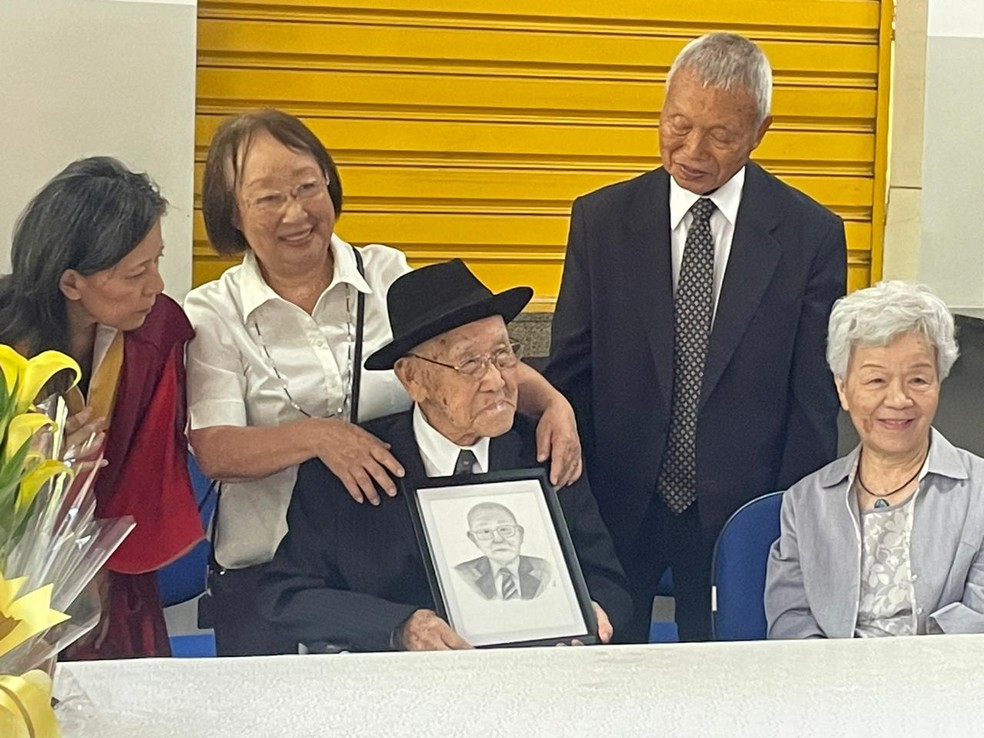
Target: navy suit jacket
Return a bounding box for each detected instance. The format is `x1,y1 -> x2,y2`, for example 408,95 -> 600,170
548,162 -> 847,542
259,411 -> 631,651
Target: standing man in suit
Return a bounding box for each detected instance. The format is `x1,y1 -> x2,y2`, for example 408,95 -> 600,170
547,32 -> 847,642
259,260 -> 630,651
455,502 -> 553,600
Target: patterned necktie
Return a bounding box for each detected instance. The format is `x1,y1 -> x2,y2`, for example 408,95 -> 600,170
454,449 -> 478,476
500,569 -> 518,600
659,197 -> 717,514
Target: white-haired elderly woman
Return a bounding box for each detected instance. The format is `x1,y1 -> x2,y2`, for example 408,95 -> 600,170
765,281 -> 984,638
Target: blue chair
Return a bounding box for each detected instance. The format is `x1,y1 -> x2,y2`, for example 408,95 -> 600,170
710,491 -> 784,641
168,632 -> 217,658
157,456 -> 218,657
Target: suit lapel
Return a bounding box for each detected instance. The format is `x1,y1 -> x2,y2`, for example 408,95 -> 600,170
387,412 -> 429,484
701,162 -> 783,408
474,558 -> 496,599
384,413 -> 431,558
618,169 -> 675,414
518,557 -> 542,598
488,426 -> 525,472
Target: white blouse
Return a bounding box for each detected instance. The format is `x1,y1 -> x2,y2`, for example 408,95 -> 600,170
184,235 -> 412,568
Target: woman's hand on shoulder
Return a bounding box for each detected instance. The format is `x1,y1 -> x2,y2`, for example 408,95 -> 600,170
535,396 -> 583,487
310,419 -> 405,505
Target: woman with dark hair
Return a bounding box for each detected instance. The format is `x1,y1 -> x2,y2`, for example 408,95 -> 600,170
0,156 -> 203,659
184,109 -> 582,656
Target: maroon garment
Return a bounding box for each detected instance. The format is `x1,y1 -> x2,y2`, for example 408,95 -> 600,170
64,572 -> 171,661
77,295 -> 203,659
96,294 -> 203,574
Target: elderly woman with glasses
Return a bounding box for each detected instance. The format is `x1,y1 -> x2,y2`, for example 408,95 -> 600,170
184,109 -> 583,656
765,281 -> 984,639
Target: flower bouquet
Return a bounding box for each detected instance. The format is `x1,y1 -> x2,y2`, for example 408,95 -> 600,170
0,346 -> 134,737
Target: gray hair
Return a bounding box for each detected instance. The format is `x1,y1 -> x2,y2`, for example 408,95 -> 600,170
826,281 -> 959,380
667,32 -> 772,125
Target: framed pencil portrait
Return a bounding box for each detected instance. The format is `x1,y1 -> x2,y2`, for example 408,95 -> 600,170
404,468 -> 598,648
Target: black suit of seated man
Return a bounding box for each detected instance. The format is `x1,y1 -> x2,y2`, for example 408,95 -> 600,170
258,260 -> 631,651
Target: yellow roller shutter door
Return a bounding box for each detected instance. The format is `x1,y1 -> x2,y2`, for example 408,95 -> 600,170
195,0 -> 891,304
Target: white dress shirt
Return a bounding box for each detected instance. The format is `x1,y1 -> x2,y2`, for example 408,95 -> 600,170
184,235 -> 413,568
668,166 -> 746,321
412,404 -> 489,478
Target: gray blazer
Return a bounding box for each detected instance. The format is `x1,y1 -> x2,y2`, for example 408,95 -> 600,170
765,428 -> 984,639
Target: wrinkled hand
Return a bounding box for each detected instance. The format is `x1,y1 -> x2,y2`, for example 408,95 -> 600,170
557,603 -> 611,646
312,418 -> 405,505
63,406 -> 107,462
396,609 -> 472,651
535,397 -> 582,487
593,601 -> 613,643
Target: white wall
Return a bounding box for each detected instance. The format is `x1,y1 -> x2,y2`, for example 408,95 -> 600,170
917,0 -> 984,314
0,0 -> 197,299
927,0 -> 984,38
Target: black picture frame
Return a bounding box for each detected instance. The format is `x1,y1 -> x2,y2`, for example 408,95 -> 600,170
403,468 -> 598,648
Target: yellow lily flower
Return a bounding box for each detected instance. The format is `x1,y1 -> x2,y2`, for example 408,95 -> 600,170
0,346 -> 80,416
15,459 -> 75,515
15,460 -> 71,517
0,575 -> 69,659
0,670 -> 60,738
0,345 -> 22,399
2,414 -> 54,466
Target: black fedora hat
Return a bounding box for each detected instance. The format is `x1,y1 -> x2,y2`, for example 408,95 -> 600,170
365,259 -> 533,370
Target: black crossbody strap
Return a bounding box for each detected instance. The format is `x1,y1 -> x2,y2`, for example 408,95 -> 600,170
207,249 -> 367,567
350,248 -> 367,424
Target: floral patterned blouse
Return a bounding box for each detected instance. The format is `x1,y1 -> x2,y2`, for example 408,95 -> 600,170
855,490 -> 918,637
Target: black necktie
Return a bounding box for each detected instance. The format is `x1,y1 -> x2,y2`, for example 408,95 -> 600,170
454,449 -> 478,476
659,198 -> 716,514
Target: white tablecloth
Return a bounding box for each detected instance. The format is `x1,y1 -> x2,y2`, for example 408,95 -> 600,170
57,636 -> 984,737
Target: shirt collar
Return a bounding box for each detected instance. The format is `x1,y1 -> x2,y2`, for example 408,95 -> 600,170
330,234 -> 372,296
669,166 -> 746,230
412,404 -> 490,478
498,559 -> 521,580
817,427 -> 970,489
236,234 -> 373,322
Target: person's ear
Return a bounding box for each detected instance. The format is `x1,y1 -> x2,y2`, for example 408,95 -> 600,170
59,269 -> 84,301
750,114 -> 772,151
834,375 -> 850,412
466,531 -> 477,547
396,357 -> 428,404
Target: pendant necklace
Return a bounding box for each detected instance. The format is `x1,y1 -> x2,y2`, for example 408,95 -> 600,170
856,449 -> 926,509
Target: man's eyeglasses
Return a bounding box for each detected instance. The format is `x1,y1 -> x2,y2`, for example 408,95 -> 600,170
470,525 -> 520,541
245,176 -> 329,217
407,341 -> 523,380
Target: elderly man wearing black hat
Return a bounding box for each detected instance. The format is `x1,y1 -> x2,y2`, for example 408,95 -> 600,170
259,260 -> 630,651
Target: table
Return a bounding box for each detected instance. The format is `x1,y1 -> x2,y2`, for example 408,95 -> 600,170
57,636 -> 984,736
